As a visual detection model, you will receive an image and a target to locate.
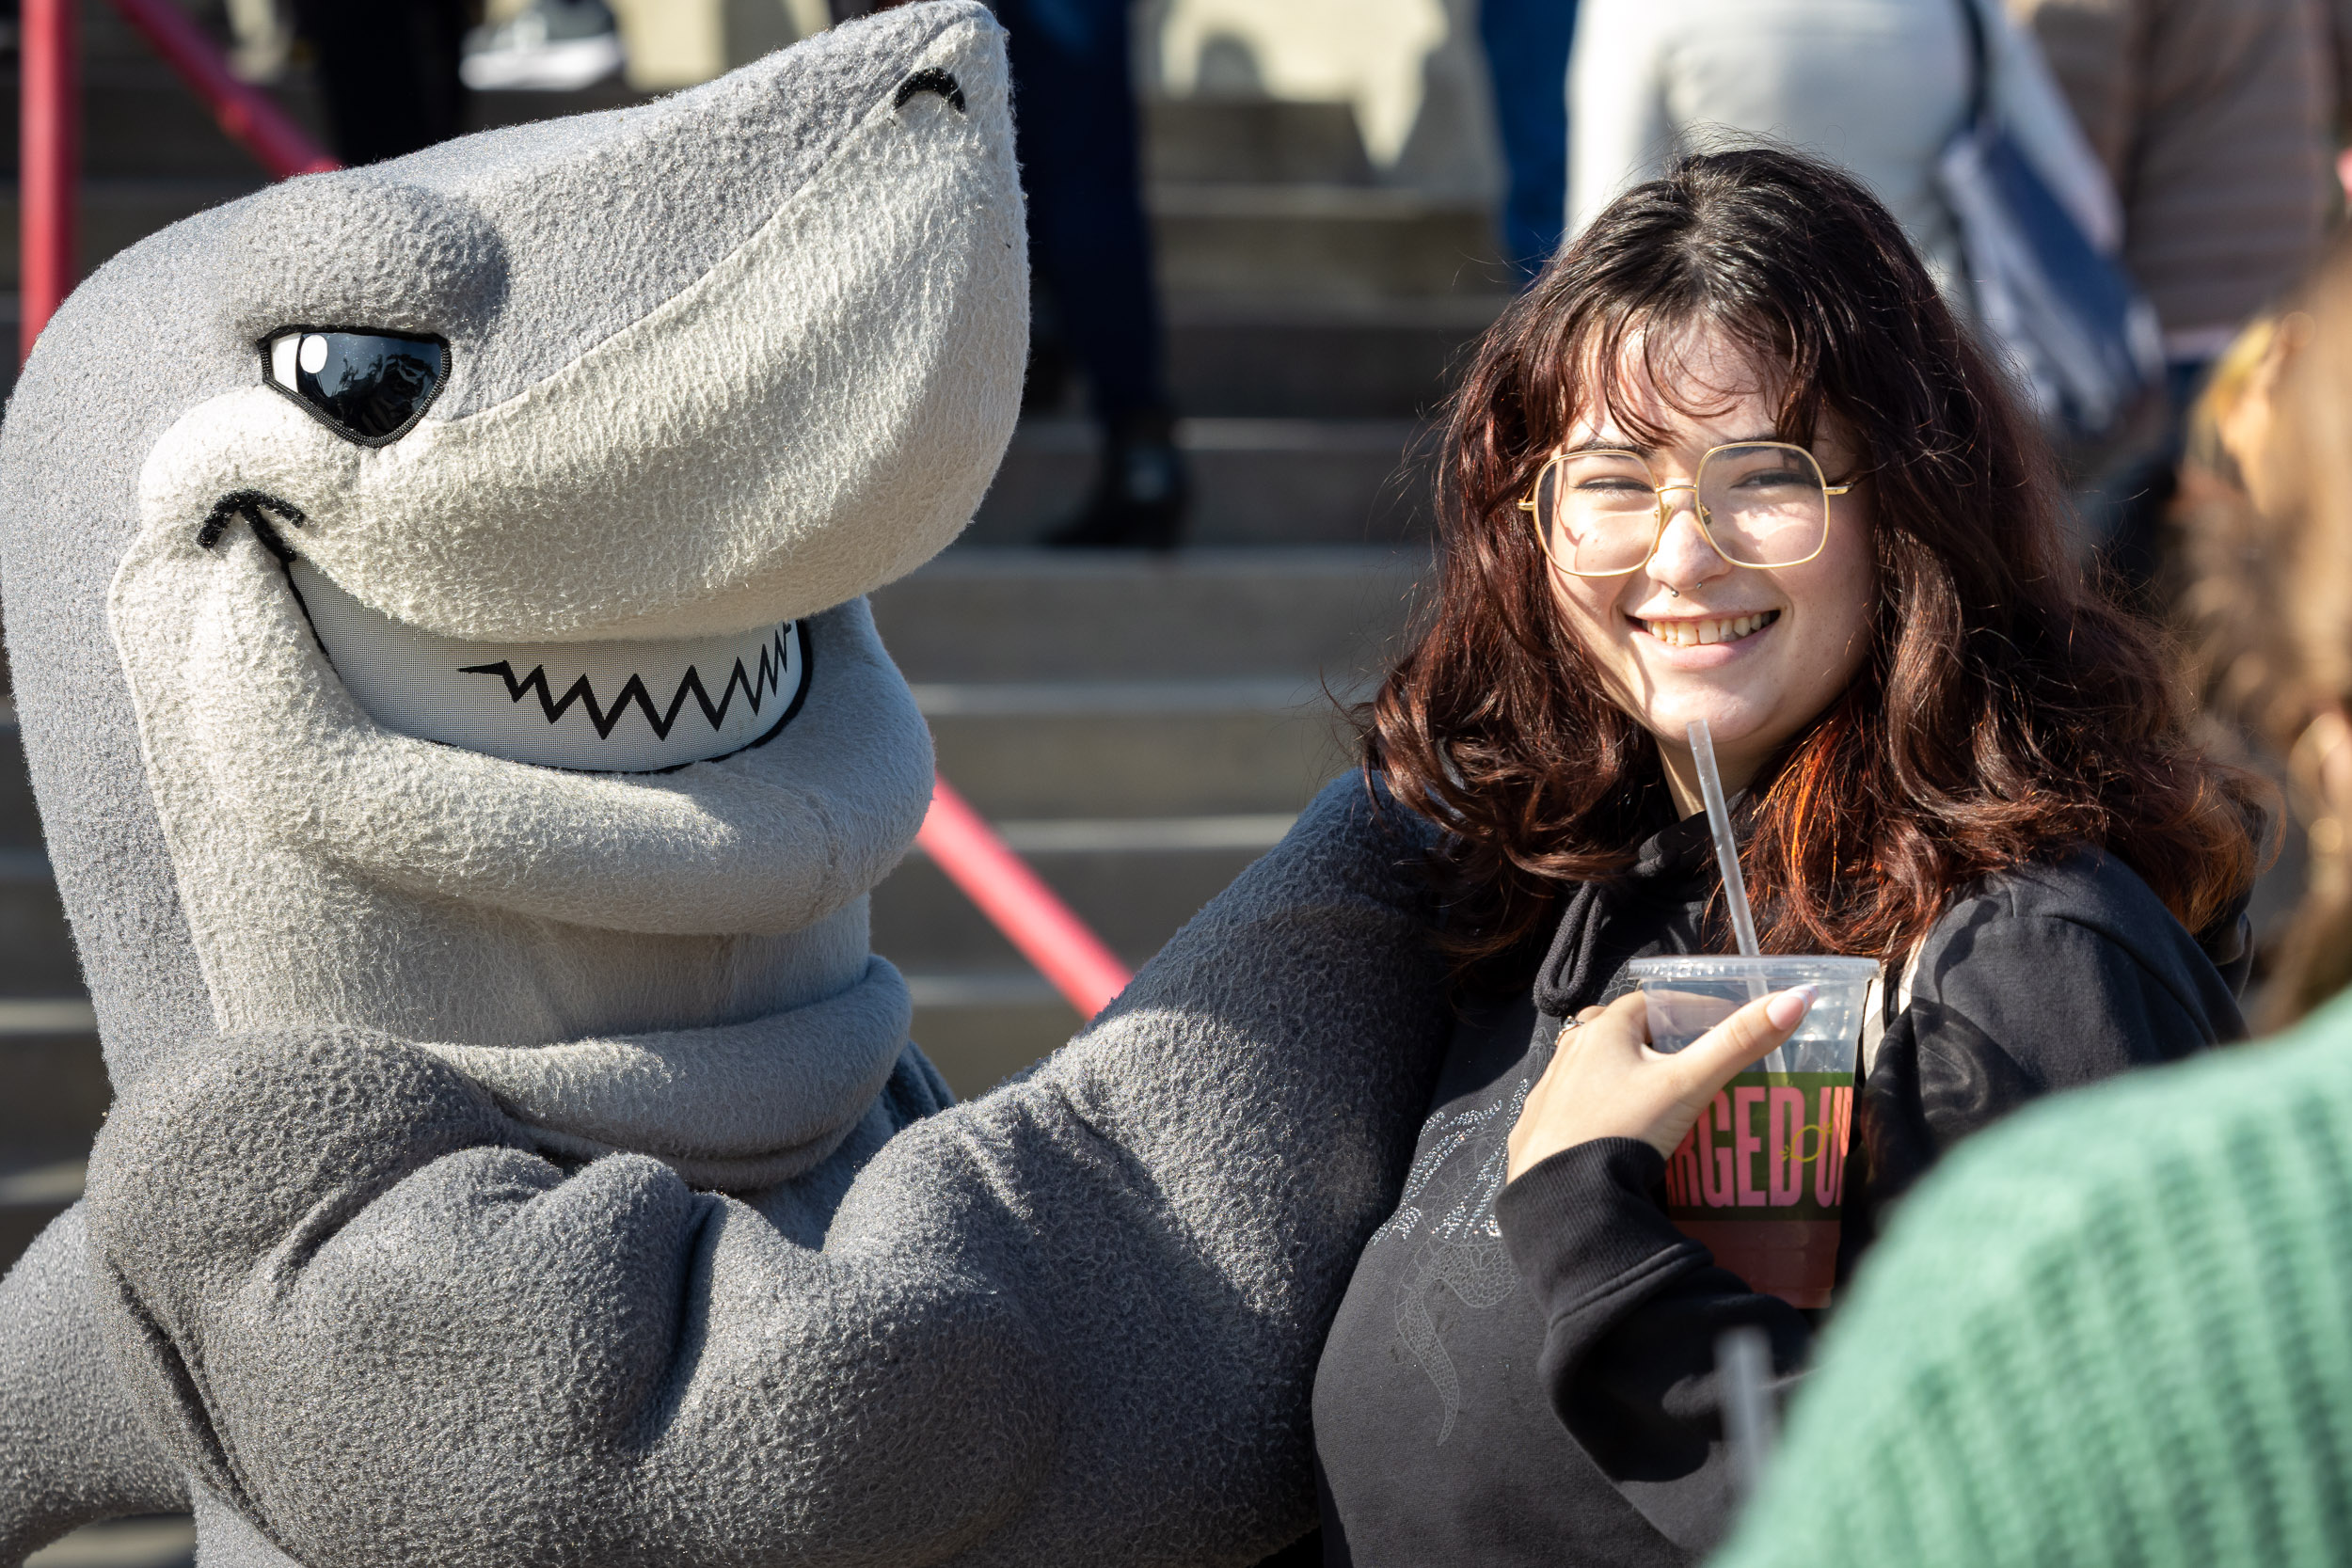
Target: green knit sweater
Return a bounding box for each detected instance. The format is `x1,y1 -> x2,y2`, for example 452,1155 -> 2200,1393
1714,987 -> 2352,1568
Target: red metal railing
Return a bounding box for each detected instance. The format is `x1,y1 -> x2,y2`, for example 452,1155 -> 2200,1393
916,776 -> 1131,1017
106,0 -> 338,177
19,0 -> 76,362
19,0 -> 1135,1021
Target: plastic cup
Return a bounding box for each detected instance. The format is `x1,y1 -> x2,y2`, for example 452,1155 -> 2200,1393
1630,956 -> 1881,1308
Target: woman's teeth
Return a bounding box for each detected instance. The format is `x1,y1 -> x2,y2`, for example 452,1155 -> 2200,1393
1640,610 -> 1779,648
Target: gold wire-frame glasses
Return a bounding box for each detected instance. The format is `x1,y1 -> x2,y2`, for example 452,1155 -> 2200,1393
1517,440 -> 1854,578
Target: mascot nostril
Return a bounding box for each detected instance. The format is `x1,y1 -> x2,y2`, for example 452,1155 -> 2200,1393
194,489 -> 309,556
894,66 -> 966,112
0,4 -> 1450,1566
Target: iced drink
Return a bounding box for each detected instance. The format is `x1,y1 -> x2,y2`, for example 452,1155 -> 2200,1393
1631,956 -> 1880,1308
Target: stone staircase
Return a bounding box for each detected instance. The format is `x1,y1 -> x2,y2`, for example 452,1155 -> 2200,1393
887,94 -> 1502,1092
0,30 -> 1502,1561
868,546 -> 1427,1093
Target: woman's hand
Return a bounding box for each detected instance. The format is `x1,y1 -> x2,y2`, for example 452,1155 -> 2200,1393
1506,986 -> 1818,1180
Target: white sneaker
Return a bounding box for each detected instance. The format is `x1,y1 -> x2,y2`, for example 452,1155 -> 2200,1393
461,0 -> 626,91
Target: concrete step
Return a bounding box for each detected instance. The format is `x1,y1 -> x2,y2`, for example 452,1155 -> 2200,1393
0,61 -> 323,181
1143,97 -> 1375,187
882,817 -> 1298,1093
0,1004 -> 106,1275
0,1148 -> 89,1285
25,1513 -> 196,1568
875,827 -> 1281,971
869,544 -> 1427,682
78,0 -> 239,67
0,60 -> 643,182
20,72 -> 1370,193
0,1006 -> 105,1146
22,71 -> 1360,191
0,62 -> 642,293
2,720 -> 37,847
869,546 -> 1421,1091
0,865 -> 81,997
1164,294 -> 1498,419
882,828 -> 1283,1099
922,678 -> 1359,818
965,418 -> 1432,546
1152,183 -> 1507,301
907,979 -> 1075,1100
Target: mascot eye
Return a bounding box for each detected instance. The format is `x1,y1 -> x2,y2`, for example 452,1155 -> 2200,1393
263,329 -> 448,445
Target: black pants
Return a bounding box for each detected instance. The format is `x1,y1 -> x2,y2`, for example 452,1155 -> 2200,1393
294,0 -> 471,166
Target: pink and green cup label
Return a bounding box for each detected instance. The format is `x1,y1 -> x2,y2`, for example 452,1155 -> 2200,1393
1663,1069 -> 1853,1220
1663,1069 -> 1852,1307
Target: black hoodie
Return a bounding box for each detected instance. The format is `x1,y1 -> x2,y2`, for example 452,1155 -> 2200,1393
1309,808 -> 2251,1566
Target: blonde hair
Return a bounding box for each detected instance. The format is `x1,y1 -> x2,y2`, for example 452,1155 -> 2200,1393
2184,264 -> 2352,1022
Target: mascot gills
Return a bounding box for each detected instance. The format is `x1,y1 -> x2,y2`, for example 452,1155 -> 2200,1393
0,5 -> 1452,1564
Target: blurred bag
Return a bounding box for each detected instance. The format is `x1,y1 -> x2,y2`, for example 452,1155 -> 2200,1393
1937,0 -> 2163,444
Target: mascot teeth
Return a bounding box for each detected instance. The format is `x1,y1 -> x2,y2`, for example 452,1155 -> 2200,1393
290,559 -> 811,772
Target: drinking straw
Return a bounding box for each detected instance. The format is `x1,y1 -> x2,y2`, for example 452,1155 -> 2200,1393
1717,1325 -> 1779,1498
1687,720 -> 1761,957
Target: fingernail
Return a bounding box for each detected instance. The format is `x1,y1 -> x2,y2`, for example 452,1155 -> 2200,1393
1765,985 -> 1819,1030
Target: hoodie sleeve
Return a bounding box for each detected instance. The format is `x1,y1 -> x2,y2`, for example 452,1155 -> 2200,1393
82,773 -> 1454,1568
0,1205 -> 189,1566
1857,854 -> 2246,1216
1494,1139 -> 1812,1556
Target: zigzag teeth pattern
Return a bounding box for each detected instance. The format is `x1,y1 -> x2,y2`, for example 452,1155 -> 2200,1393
458,625 -> 799,741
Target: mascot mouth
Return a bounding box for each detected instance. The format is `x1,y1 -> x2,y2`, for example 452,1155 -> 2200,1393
287,557 -> 812,773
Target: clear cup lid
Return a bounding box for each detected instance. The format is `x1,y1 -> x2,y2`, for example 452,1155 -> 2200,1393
1626,956 -> 1883,982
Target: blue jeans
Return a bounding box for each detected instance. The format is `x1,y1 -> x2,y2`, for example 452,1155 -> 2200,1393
1477,0 -> 1579,284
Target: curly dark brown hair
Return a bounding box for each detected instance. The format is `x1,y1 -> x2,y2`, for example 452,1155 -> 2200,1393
1364,146 -> 2265,968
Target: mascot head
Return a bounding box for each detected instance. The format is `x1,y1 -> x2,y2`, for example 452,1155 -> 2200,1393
0,1 -> 1025,1186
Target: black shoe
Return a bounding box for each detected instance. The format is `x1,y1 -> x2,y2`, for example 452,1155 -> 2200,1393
1043,414 -> 1189,550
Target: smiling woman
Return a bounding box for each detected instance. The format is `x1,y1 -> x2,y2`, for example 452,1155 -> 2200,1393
1531,348 -> 1877,818
1308,146 -> 2269,1566
1370,149 -> 2260,968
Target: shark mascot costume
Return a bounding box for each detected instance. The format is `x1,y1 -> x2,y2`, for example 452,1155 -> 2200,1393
0,5 -> 1453,1565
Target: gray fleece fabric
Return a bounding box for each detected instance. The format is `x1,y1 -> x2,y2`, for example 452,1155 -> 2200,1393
87,780 -> 1446,1567
0,1209 -> 187,1550
0,4 -> 1453,1562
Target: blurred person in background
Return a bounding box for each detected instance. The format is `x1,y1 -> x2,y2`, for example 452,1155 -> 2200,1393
2010,0 -> 2332,596
1481,0 -> 1581,283
1564,0 -> 2113,327
291,0 -> 472,165
1708,246 -> 2352,1568
993,0 -> 1188,549
852,0 -> 1181,546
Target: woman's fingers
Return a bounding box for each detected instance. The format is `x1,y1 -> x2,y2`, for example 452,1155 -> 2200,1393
1655,986 -> 1819,1140
1507,986 -> 1820,1177
1667,985 -> 1818,1085
1506,994 -> 1648,1179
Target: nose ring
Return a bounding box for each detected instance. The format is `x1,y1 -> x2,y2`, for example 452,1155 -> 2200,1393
1665,585 -> 1680,598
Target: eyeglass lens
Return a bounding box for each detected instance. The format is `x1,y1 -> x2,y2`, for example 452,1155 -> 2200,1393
1535,443 -> 1830,574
